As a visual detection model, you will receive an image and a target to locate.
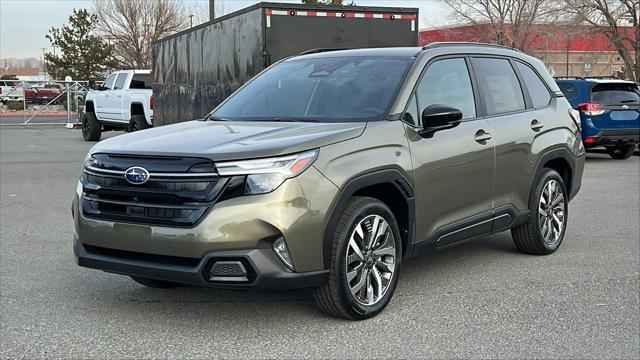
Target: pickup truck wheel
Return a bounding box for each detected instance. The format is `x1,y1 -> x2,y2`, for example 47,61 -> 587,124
606,144 -> 635,160
130,276 -> 182,289
511,169 -> 568,255
312,196 -> 402,320
81,112 -> 101,141
129,114 -> 150,132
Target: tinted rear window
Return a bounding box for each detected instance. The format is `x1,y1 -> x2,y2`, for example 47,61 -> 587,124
130,74 -> 152,89
471,57 -> 526,115
591,83 -> 640,105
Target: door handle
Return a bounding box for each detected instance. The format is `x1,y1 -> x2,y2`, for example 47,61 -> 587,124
474,129 -> 492,143
530,119 -> 544,131
116,94 -> 122,98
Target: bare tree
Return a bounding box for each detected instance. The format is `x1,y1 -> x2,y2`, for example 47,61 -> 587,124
563,0 -> 639,81
442,0 -> 563,50
93,0 -> 189,69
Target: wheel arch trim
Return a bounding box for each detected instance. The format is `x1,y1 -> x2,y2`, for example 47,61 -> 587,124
321,168 -> 415,269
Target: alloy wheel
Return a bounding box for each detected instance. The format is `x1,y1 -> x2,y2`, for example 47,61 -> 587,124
345,214 -> 396,306
538,179 -> 565,245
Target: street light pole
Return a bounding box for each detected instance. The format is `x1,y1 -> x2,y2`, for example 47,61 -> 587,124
209,0 -> 215,21
189,14 -> 194,28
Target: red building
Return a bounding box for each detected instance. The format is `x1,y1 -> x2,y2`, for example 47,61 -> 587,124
419,24 -> 636,78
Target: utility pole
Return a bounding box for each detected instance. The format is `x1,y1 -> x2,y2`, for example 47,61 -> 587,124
40,48 -> 47,78
209,0 -> 215,21
189,14 -> 194,28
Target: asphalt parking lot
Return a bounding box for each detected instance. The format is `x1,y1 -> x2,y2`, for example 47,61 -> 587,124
1,126 -> 639,359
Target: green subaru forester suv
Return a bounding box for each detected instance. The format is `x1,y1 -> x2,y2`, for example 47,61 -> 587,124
73,44 -> 585,319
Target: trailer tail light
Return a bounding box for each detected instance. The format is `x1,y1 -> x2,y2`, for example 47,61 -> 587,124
583,136 -> 597,144
150,95 -> 154,110
577,102 -> 605,116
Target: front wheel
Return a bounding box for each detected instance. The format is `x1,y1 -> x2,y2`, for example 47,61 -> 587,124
607,144 -> 635,160
512,169 -> 568,255
313,196 -> 401,320
81,112 -> 101,141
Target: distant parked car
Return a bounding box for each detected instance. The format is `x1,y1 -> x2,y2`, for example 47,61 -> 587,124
556,77 -> 640,159
0,80 -> 24,102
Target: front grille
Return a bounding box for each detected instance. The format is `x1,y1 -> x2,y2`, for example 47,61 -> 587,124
81,154 -> 243,227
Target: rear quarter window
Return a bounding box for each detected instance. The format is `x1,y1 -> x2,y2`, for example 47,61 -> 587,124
515,62 -> 551,108
558,83 -> 579,100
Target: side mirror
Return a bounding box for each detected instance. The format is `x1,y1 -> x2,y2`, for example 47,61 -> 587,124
420,104 -> 463,137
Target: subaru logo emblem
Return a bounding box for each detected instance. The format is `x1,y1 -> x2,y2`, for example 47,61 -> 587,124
124,166 -> 150,185
622,104 -> 629,109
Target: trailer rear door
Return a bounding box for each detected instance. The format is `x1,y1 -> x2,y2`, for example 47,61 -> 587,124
264,8 -> 418,64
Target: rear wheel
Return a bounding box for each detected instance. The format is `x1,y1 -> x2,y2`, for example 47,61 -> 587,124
130,276 -> 181,289
313,196 -> 401,320
607,144 -> 635,159
511,169 -> 568,255
81,112 -> 101,141
129,114 -> 150,132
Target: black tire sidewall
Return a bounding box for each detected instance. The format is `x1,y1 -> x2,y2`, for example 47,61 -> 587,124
334,199 -> 402,319
82,112 -> 100,141
130,114 -> 149,132
607,145 -> 635,159
531,169 -> 568,252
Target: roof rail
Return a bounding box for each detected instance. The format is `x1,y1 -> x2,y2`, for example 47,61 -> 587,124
298,48 -> 348,56
422,42 -> 522,52
584,76 -> 621,80
554,76 -> 584,80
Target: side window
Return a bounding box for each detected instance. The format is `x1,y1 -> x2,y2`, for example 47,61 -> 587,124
103,74 -> 117,89
402,94 -> 419,125
472,57 -> 526,115
515,62 -> 551,108
558,83 -> 579,100
114,73 -> 128,90
416,58 -> 476,120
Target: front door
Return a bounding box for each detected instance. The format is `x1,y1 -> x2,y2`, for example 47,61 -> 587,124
406,57 -> 495,247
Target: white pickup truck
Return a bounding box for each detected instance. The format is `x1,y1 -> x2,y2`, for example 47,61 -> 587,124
82,70 -> 153,141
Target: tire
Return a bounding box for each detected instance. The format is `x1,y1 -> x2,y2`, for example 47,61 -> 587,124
81,112 -> 101,141
129,114 -> 150,132
130,276 -> 181,289
606,144 -> 635,160
312,196 -> 402,320
511,169 -> 568,255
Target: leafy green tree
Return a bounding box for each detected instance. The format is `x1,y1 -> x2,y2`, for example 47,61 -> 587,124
44,9 -> 118,80
0,74 -> 18,80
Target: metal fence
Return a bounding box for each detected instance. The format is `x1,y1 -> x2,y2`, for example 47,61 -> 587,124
0,80 -> 94,127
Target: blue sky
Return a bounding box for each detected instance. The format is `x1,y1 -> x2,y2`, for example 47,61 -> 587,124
0,0 -> 449,59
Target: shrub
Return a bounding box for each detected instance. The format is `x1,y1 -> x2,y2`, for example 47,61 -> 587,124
5,101 -> 24,111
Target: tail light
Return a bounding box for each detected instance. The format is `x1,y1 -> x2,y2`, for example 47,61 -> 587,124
577,102 -> 605,116
150,95 -> 154,110
583,136 -> 597,144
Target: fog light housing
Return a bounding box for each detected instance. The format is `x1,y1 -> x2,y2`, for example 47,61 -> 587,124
272,237 -> 294,271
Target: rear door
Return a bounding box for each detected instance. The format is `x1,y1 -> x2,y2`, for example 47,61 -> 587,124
108,72 -> 129,122
588,82 -> 640,130
471,57 -> 549,215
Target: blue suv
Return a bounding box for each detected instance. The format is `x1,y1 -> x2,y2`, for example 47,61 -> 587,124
556,77 -> 639,159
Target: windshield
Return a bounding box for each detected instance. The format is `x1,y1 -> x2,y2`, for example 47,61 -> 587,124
591,83 -> 640,105
212,56 -> 411,122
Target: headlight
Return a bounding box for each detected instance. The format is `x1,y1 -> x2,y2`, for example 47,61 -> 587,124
216,150 -> 318,195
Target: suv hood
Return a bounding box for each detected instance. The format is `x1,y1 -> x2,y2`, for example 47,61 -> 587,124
90,120 -> 366,161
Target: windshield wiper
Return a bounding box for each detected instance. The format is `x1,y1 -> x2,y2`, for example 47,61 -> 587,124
205,114 -> 229,121
620,100 -> 639,104
264,118 -> 319,123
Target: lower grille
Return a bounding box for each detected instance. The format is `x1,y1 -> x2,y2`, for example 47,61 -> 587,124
81,154 -> 244,227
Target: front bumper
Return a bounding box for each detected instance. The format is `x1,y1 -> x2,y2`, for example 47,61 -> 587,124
74,236 -> 328,289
